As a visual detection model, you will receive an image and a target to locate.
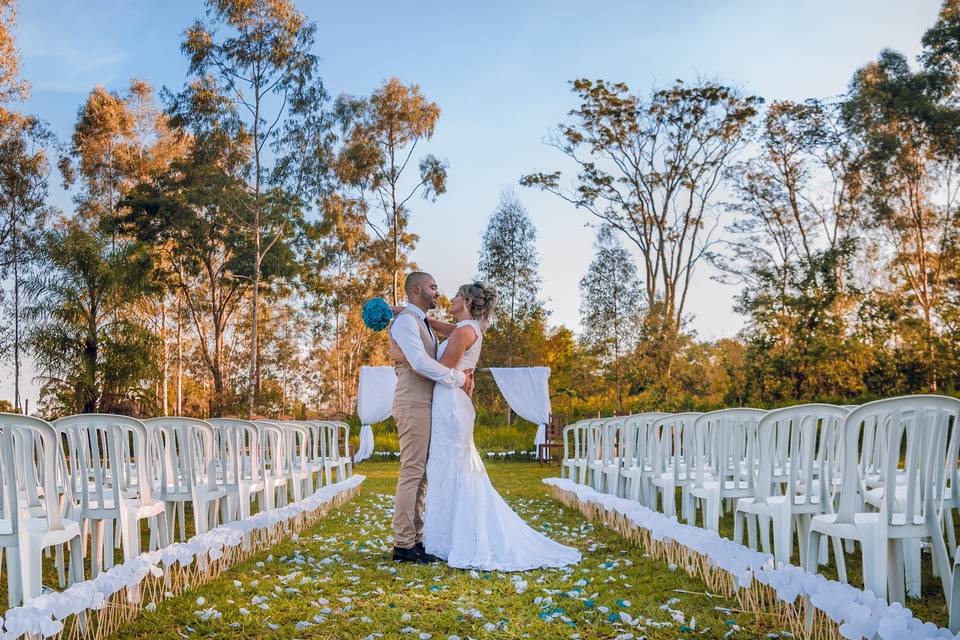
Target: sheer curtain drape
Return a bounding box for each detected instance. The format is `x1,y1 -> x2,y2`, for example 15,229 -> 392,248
489,367 -> 551,452
356,366 -> 397,462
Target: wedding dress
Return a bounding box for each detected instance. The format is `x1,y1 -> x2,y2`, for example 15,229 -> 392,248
423,319 -> 581,571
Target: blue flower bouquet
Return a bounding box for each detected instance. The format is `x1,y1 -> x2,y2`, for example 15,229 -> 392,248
362,297 -> 393,332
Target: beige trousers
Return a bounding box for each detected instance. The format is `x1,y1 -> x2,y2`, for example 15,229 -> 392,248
392,402 -> 431,548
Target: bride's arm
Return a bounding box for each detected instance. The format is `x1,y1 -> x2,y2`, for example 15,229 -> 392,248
438,325 -> 477,369
428,316 -> 458,338
390,304 -> 457,337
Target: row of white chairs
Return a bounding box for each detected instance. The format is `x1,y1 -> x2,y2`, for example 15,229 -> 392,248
0,414 -> 353,608
561,396 -> 960,610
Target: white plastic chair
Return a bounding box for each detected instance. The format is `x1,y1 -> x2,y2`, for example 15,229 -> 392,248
310,421 -> 349,485
269,420 -> 312,500
619,412 -> 669,504
55,414 -> 167,578
1,414 -> 84,606
650,412 -> 703,521
256,420 -> 291,509
561,420 -> 589,483
594,417 -> 623,494
806,395 -> 959,605
583,419 -> 609,491
208,418 -> 267,521
688,408 -> 766,532
734,404 -> 849,568
144,417 -> 226,540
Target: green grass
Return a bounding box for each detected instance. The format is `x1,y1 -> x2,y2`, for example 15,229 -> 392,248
108,462 -> 788,639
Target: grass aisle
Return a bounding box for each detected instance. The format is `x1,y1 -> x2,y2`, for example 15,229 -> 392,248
114,462 -> 782,639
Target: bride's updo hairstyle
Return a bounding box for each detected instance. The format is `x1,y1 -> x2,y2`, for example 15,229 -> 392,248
457,282 -> 497,331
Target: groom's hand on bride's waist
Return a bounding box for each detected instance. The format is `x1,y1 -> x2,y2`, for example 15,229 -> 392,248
463,369 -> 475,397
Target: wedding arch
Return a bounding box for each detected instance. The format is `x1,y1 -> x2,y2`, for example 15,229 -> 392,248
355,365 -> 552,462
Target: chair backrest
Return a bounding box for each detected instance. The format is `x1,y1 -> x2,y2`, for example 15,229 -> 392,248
562,420 -> 589,461
333,421 -> 351,459
55,414 -> 158,512
255,420 -> 289,480
0,413 -> 65,534
311,420 -> 341,462
600,418 -> 623,466
585,419 -> 609,462
267,420 -> 310,479
620,412 -> 669,471
208,418 -> 263,488
649,412 -> 703,482
836,395 -> 960,526
754,404 -> 849,504
144,417 -> 218,496
691,408 -> 766,490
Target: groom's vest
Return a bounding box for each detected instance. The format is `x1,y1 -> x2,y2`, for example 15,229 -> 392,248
392,308 -> 437,408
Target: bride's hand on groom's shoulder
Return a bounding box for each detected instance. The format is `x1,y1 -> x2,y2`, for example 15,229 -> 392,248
390,304 -> 405,316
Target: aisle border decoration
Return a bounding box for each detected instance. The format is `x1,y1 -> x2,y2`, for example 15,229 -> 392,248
0,476 -> 365,640
544,477 -> 953,640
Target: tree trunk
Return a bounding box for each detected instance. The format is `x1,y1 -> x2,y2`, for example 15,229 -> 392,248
161,295 -> 168,415
12,214 -> 20,413
176,293 -> 183,416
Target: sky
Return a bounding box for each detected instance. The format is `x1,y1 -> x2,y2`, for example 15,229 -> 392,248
2,0 -> 943,411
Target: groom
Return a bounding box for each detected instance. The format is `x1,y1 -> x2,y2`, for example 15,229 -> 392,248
389,271 -> 473,563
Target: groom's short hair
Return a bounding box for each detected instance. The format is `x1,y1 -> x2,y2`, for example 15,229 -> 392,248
404,271 -> 433,297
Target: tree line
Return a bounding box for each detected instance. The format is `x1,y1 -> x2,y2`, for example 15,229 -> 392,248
1,0 -> 959,421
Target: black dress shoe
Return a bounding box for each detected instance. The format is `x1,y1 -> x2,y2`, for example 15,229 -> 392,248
392,545 -> 426,564
414,542 -> 441,563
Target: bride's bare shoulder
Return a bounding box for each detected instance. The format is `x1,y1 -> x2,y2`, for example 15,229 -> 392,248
452,322 -> 480,345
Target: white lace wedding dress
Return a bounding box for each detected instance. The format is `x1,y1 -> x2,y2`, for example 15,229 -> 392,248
423,319 -> 581,571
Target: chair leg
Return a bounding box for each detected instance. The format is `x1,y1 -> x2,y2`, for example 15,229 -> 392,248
796,515 -> 810,569
746,513 -> 758,550
831,536 -> 848,584
944,508 -> 957,561
90,519 -> 105,578
770,506 -> 792,566
758,514 -> 771,555
733,510 -> 744,546
903,538 -> 921,599
860,529 -> 888,601
887,538 -> 906,605
705,496 -> 721,532
103,518 -> 115,570
55,543 -> 66,588
5,544 -> 22,607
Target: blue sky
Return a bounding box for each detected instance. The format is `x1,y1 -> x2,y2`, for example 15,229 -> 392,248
4,0 -> 942,408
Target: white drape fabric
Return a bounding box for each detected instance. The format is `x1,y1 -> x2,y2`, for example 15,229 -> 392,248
355,366 -> 397,462
490,367 -> 551,451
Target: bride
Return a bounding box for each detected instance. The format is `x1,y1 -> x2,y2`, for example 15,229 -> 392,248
396,282 -> 580,571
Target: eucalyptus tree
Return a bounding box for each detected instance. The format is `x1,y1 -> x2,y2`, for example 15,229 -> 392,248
579,226 -> 644,411
523,79 -> 760,374
180,0 -> 333,416
334,78 -> 447,304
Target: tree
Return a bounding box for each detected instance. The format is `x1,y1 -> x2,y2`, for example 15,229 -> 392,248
335,78 -> 447,304
300,192 -> 392,415
523,79 -> 760,375
26,222 -> 158,415
181,0 -> 330,416
716,100 -> 869,402
579,226 -> 645,412
0,115 -> 54,412
843,49 -> 960,390
116,81 -> 258,414
477,190 -> 543,366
